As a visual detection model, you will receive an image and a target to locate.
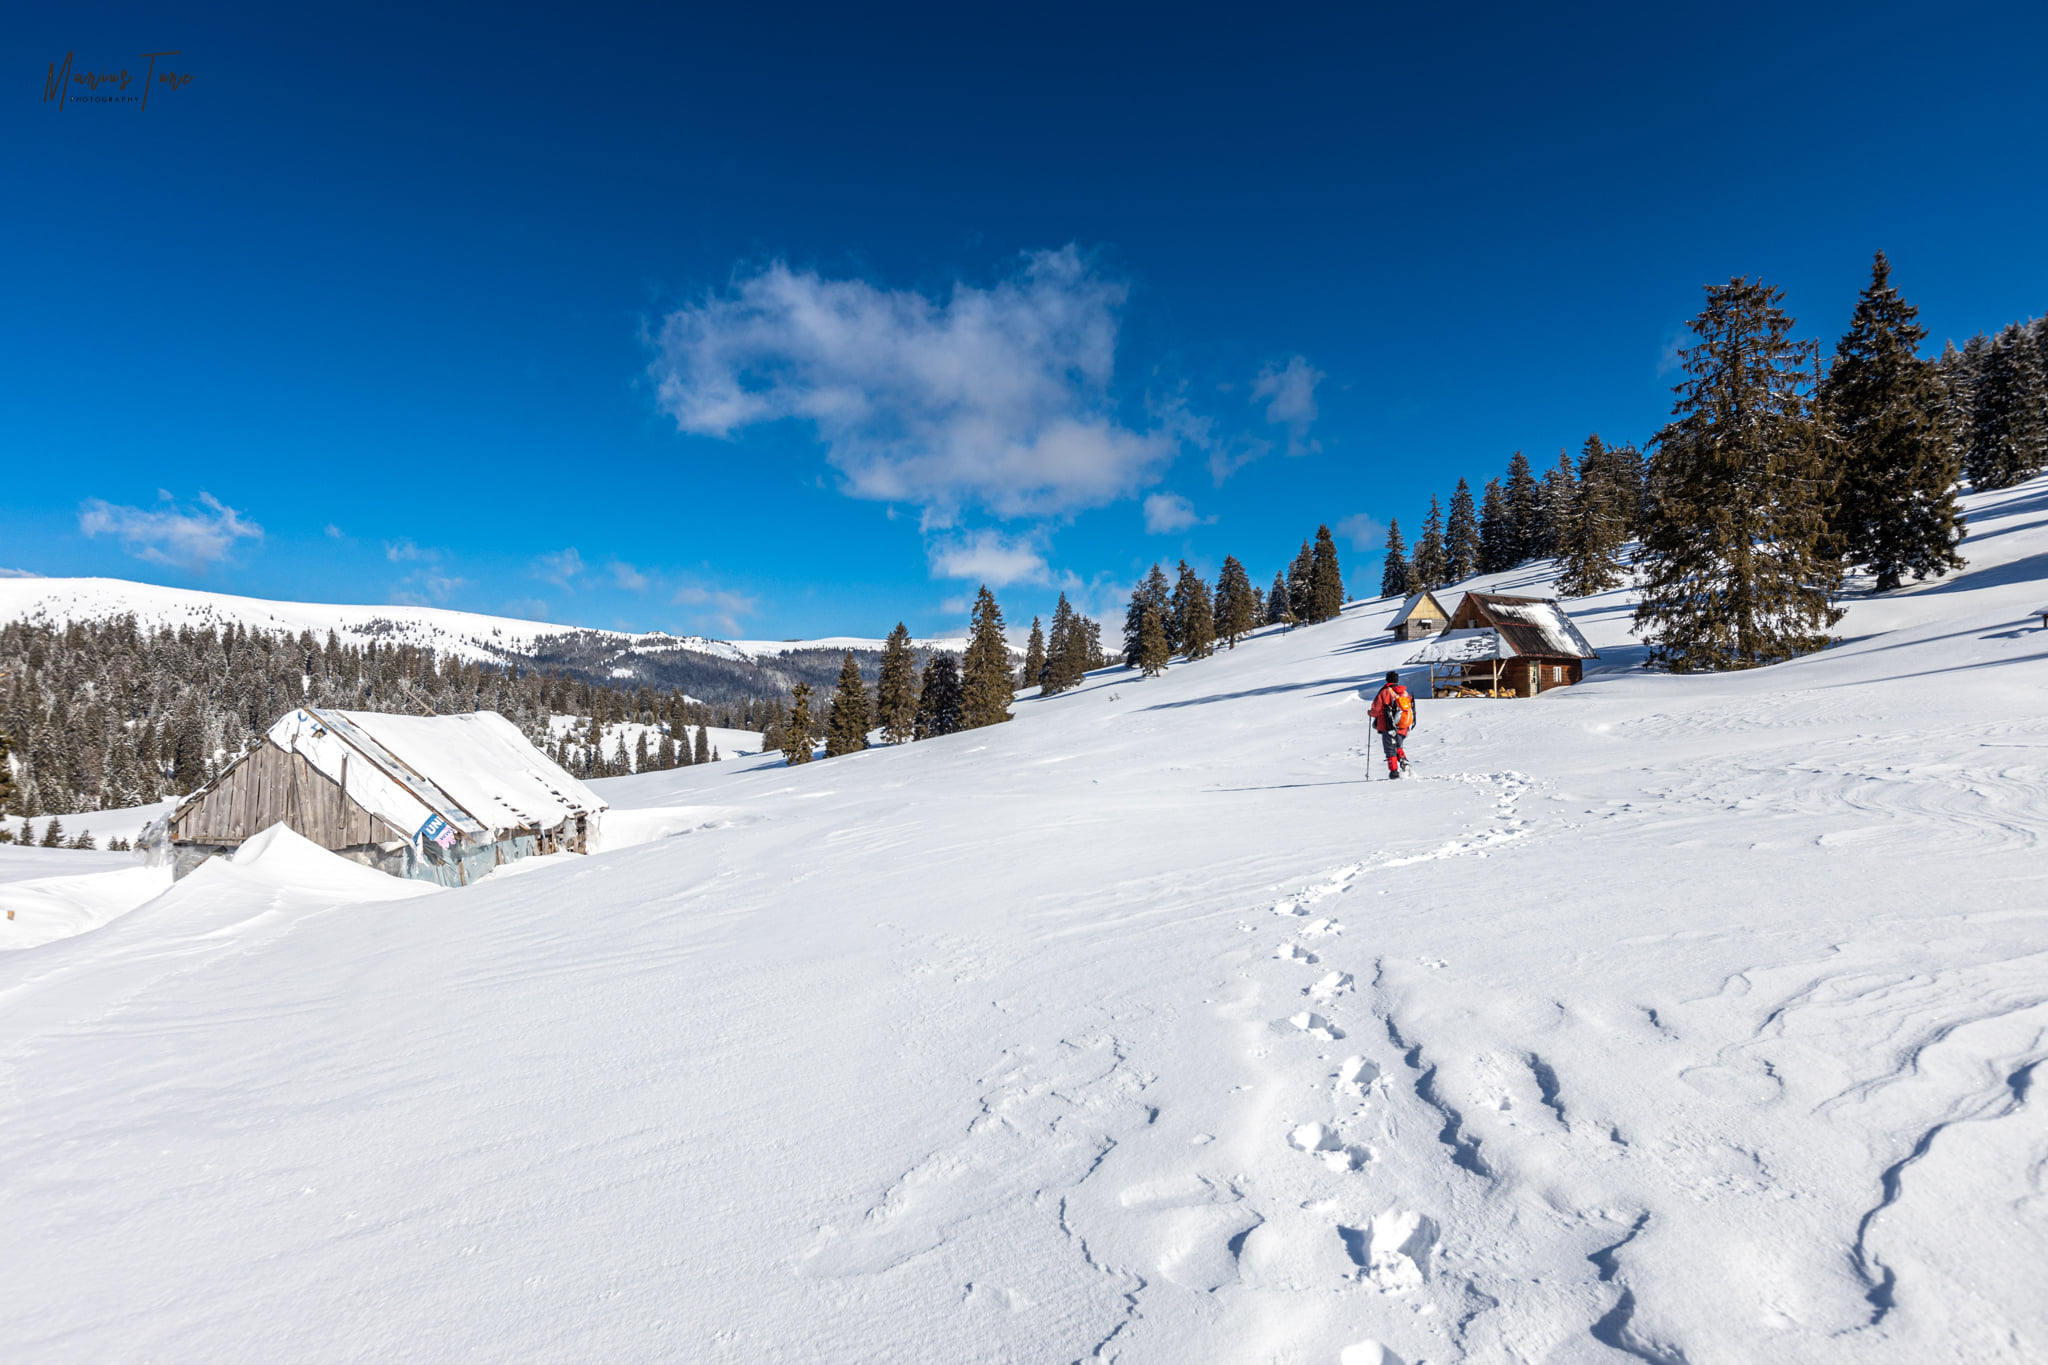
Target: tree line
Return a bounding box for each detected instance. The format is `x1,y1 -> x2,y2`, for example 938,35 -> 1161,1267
0,616 -> 782,828
765,526 -> 1355,765
1377,252 -> 2046,670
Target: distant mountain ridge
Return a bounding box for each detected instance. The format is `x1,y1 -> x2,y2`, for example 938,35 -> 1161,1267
0,577 -> 965,703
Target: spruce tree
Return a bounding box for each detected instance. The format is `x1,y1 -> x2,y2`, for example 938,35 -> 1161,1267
694,724 -> 710,765
1820,251 -> 1966,591
781,684 -> 815,765
1286,541 -> 1314,621
0,726 -> 14,814
1444,481 -> 1480,582
1557,434 -> 1629,597
1965,322 -> 2048,490
41,817 -> 63,848
1170,560 -> 1216,658
1044,593 -> 1090,693
1123,564 -> 1171,668
958,586 -> 1013,730
1478,479 -> 1516,574
1539,450 -> 1576,560
876,622 -> 920,741
633,732 -> 649,773
1138,607 -> 1170,676
1411,498 -> 1448,590
1022,616 -> 1047,691
824,651 -> 871,758
912,653 -> 963,739
1380,519 -> 1411,598
1213,556 -> 1257,647
1635,277 -> 1843,670
657,732 -> 676,769
1266,570 -> 1291,625
1308,525 -> 1344,621
1505,450 -> 1543,561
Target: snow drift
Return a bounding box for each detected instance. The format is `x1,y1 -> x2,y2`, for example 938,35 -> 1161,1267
3,476 -> 2046,1363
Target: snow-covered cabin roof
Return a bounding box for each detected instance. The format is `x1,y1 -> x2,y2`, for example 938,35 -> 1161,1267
265,708 -> 605,845
1452,593 -> 1598,659
1404,628 -> 1512,664
1385,591 -> 1451,632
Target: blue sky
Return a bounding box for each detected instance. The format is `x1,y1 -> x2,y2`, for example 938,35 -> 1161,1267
7,1 -> 2045,639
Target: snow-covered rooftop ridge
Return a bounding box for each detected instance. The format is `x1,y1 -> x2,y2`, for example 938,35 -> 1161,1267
1463,592 -> 1598,658
265,707 -> 605,843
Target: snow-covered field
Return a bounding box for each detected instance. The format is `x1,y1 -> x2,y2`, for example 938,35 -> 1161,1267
3,477 -> 2046,1362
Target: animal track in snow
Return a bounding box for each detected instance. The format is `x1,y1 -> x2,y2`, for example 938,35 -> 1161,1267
1274,942 -> 1319,964
1302,917 -> 1343,937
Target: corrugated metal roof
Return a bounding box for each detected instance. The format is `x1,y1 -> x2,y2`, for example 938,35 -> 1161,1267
1404,628 -> 1511,664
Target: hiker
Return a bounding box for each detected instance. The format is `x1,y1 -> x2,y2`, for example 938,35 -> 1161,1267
1369,669 -> 1414,779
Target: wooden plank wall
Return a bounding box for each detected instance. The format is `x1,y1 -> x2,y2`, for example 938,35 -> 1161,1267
173,742 -> 408,849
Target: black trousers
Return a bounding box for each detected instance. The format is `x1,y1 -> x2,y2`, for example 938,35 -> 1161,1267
1379,728 -> 1406,765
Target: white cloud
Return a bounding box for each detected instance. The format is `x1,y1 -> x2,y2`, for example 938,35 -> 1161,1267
78,491 -> 262,570
390,570 -> 467,607
324,524 -> 345,540
385,539 -> 425,562
671,581 -> 759,637
1335,513 -> 1388,553
1143,492 -> 1213,534
927,528 -> 1050,587
1657,328 -> 1687,377
1251,355 -> 1324,456
648,246 -> 1177,523
534,548 -> 586,588
0,567 -> 41,578
610,560 -> 650,592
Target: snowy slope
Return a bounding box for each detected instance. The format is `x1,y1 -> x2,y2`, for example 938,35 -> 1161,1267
3,477 -> 2047,1363
0,576 -> 966,666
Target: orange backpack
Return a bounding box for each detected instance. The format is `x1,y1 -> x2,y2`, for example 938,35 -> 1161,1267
1381,686 -> 1413,734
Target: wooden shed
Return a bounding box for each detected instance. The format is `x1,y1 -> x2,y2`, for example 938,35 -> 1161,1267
1403,591 -> 1598,697
168,707 -> 606,885
1385,590 -> 1453,641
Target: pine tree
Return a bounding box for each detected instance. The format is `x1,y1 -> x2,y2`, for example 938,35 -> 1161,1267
1504,450 -> 1543,561
1266,570 -> 1291,625
824,651 -> 871,758
1820,251 -> 1966,591
781,684 -> 815,765
1411,498 -> 1447,590
612,733 -> 631,774
1123,565 -> 1171,668
1635,277 -> 1843,670
657,732 -> 676,769
1444,481 -> 1480,582
1171,560 -> 1216,658
1043,594 -> 1090,693
958,586 -> 1013,730
1213,556 -> 1257,647
1611,442 -> 1649,539
694,725 -> 710,765
1021,616 -> 1047,690
913,653 -> 963,739
1138,606 -> 1170,676
1965,322 -> 2048,491
0,725 -> 14,814
1308,525 -> 1344,622
1286,541 -> 1314,621
41,817 -> 63,848
876,622 -> 920,740
1477,479 -> 1516,574
1379,519 -> 1411,598
1557,434 -> 1629,597
1539,450 -> 1576,560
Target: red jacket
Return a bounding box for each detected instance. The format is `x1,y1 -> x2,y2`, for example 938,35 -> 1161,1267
1370,684 -> 1413,735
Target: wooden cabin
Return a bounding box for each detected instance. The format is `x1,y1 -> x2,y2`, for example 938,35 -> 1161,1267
1403,591 -> 1598,697
1385,590 -> 1452,641
168,707 -> 606,885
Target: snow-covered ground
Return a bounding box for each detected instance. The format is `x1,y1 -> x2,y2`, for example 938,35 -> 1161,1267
3,477 -> 2046,1362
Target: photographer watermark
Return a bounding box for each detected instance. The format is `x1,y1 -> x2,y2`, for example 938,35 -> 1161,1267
43,51 -> 192,110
